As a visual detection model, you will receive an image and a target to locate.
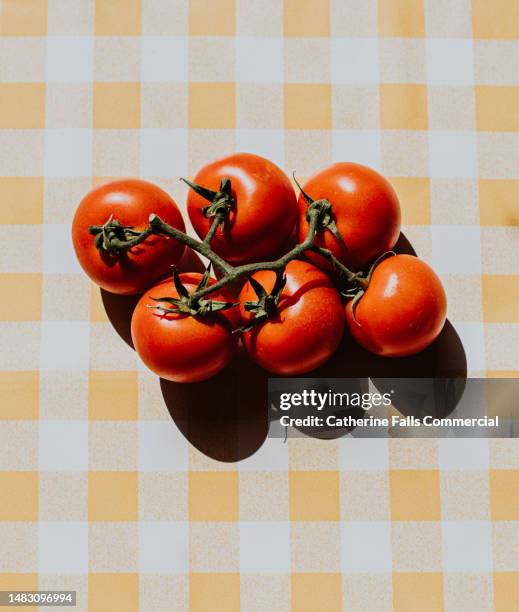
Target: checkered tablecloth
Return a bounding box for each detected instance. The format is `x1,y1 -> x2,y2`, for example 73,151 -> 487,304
1,1 -> 519,610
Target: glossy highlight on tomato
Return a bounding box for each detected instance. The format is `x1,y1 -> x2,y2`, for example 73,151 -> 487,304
72,179 -> 186,295
346,254 -> 447,357
131,273 -> 240,383
297,162 -> 401,271
187,153 -> 298,264
239,260 -> 345,375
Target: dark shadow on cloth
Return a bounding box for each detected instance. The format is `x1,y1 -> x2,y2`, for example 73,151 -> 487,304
160,345 -> 269,462
101,229 -> 467,454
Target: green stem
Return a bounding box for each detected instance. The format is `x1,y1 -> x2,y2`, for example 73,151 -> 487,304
203,213 -> 224,245
105,227 -> 155,253
91,207 -> 367,305
149,214 -> 233,275
310,245 -> 369,289
148,210 -> 365,300
190,213 -> 319,299
89,219 -> 155,257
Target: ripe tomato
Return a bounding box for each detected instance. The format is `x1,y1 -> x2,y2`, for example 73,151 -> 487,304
297,163 -> 401,271
239,260 -> 345,375
187,153 -> 298,264
131,273 -> 240,383
346,255 -> 447,357
72,179 -> 186,295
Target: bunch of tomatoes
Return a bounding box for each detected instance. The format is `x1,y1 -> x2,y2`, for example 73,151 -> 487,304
72,153 -> 447,383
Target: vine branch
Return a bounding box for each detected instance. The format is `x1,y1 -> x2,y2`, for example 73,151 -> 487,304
88,175 -> 369,321
147,209 -> 367,300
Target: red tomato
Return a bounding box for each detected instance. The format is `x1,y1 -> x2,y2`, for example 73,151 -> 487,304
297,163 -> 401,271
187,153 -> 298,264
239,260 -> 345,375
72,179 -> 186,295
131,273 -> 240,383
346,255 -> 447,357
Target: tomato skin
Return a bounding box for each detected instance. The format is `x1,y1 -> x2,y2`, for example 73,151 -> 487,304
239,260 -> 345,375
297,163 -> 401,271
131,274 -> 240,383
346,255 -> 447,357
187,153 -> 298,264
72,179 -> 186,295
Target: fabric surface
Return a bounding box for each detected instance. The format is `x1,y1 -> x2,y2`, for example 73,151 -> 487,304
0,0 -> 518,610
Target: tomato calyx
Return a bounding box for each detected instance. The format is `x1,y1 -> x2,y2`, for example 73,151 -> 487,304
148,265 -> 237,318
89,215 -> 153,256
293,173 -> 346,248
366,250 -> 396,281
341,275 -> 368,327
237,268 -> 287,333
181,176 -> 234,237
341,251 -> 397,326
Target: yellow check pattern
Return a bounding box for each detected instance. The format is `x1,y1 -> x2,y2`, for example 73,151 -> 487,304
1,0 -> 519,610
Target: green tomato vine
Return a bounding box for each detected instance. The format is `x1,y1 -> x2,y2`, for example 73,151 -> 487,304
88,176 -> 370,329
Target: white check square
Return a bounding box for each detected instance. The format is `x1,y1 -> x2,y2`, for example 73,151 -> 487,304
43,224 -> 83,274
439,439 -> 489,470
431,225 -> 481,274
236,37 -> 283,83
341,522 -> 392,573
39,522 -> 88,573
331,38 -> 379,85
139,522 -> 189,573
235,130 -> 284,168
339,438 -> 389,471
426,39 -> 474,86
240,522 -> 290,573
138,421 -> 188,471
40,321 -> 90,371
429,131 -> 477,179
140,129 -> 188,177
39,421 -> 88,471
44,129 -> 92,178
141,36 -> 188,83
442,521 -> 492,572
46,37 -> 94,83
238,436 -> 289,471
332,130 -> 381,171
